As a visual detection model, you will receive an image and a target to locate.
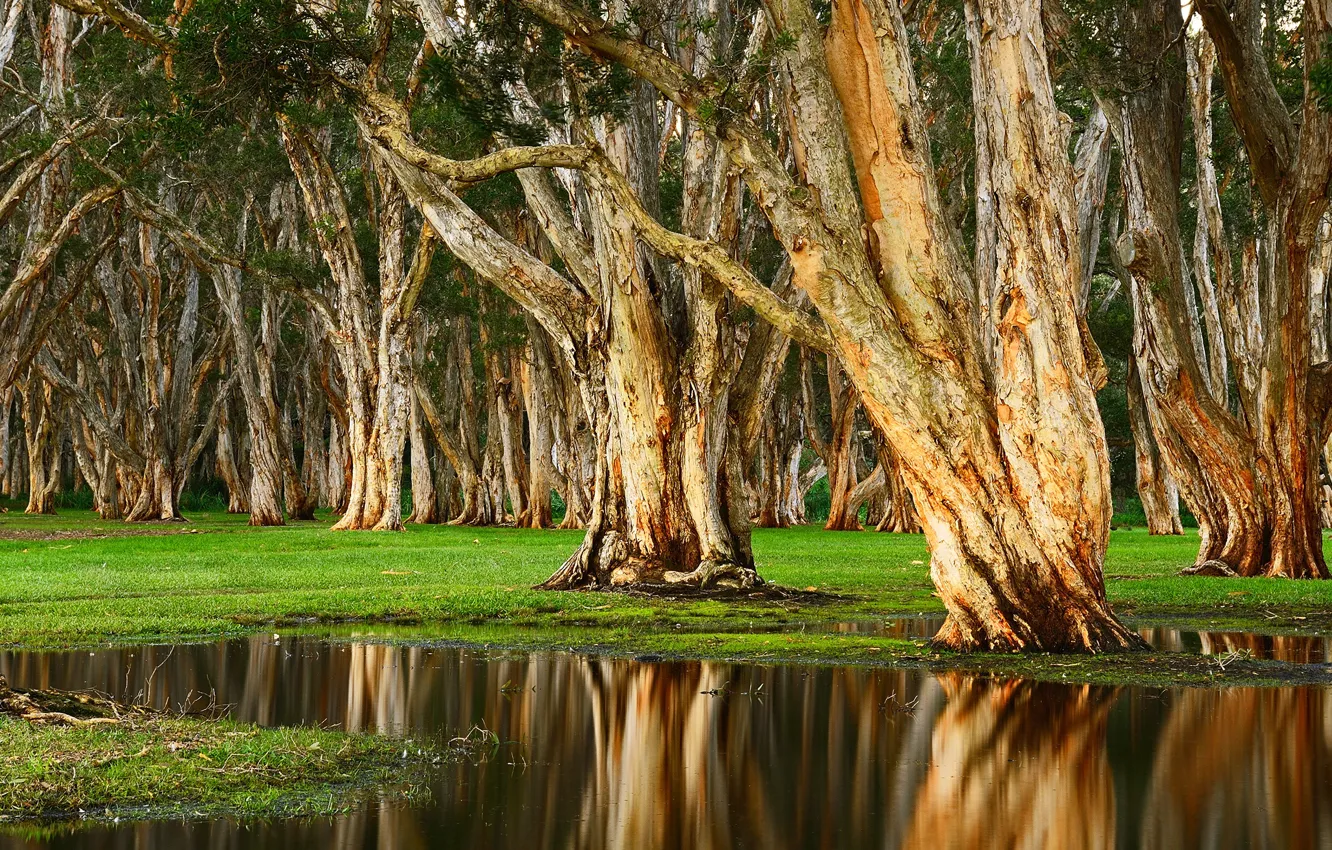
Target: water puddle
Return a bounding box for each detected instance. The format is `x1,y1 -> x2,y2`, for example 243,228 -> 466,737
3,633 -> 1332,848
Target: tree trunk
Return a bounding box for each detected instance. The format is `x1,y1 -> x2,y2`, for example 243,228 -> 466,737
821,359 -> 862,532
407,324 -> 440,524
535,70 -> 757,589
520,317 -> 561,529
1127,358 -> 1182,535
20,377 -> 58,514
875,442 -> 921,534
1121,3 -> 1331,578
214,401 -> 249,514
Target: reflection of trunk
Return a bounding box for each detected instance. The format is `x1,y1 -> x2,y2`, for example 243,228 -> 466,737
901,676 -> 1117,850
1140,688 -> 1332,848
1127,358 -> 1182,535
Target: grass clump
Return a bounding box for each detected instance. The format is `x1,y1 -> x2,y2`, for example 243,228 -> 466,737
0,679 -> 437,825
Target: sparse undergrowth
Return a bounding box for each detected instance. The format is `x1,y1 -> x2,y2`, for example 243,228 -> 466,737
0,678 -> 442,826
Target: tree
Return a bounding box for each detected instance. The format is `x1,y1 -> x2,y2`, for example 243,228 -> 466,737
505,0 -> 1141,649
1116,0 -> 1332,577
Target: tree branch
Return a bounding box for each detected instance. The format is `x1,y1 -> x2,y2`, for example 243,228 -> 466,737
52,0 -> 172,50
35,348 -> 146,470
1193,0 -> 1296,207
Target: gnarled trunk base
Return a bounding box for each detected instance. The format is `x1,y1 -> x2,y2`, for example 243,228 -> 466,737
538,528 -> 762,592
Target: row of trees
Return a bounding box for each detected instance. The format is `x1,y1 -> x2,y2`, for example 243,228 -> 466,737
1,0 -> 1330,651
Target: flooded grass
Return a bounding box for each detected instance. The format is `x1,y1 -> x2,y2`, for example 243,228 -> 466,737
0,690 -> 441,827
1,513 -> 1332,687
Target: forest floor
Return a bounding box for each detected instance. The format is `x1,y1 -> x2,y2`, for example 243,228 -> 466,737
2,510 -> 1332,687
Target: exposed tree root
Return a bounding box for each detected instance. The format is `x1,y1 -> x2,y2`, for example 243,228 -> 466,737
1180,559 -> 1241,578
931,612 -> 1150,654
537,531 -> 767,592
0,677 -> 147,727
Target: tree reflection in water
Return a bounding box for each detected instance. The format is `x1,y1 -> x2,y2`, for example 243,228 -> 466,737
2,636 -> 1331,850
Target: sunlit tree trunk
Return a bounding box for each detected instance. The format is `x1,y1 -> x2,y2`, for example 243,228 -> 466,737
1122,0 -> 1332,577
280,122 -> 436,531
453,0 -> 1144,646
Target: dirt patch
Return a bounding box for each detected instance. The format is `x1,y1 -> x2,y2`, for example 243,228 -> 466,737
601,583 -> 846,605
0,526 -> 205,542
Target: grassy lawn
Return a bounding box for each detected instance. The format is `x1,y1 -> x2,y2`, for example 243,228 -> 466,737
2,510 -> 1332,686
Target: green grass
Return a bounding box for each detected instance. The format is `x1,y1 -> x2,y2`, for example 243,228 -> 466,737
0,699 -> 439,826
4,510 -> 1332,685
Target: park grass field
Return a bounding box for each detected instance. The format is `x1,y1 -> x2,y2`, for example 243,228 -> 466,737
1,509 -> 1331,673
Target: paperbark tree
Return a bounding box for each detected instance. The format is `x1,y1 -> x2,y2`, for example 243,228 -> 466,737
279,121 -> 438,531
364,0 -> 820,588
1127,358 -> 1183,535
1120,0 -> 1332,577
802,351 -> 863,531
503,0 -> 1141,649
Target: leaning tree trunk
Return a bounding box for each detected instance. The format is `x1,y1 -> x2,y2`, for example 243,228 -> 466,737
819,0 -> 1140,649
1127,359 -> 1183,535
1122,3 -> 1331,578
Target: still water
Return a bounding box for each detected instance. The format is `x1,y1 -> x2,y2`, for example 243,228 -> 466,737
2,632 -> 1331,849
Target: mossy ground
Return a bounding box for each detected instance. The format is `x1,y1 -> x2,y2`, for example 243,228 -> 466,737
2,510 -> 1332,687
0,685 -> 441,828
